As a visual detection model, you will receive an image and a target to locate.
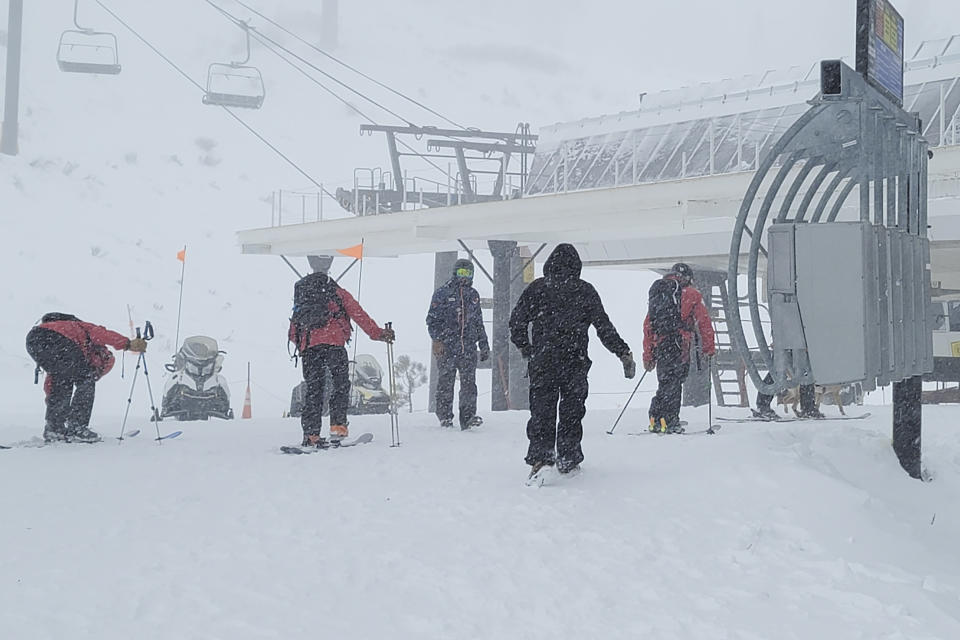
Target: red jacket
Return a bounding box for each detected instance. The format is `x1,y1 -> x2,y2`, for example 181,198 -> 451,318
38,320 -> 130,380
288,286 -> 384,351
642,277 -> 716,367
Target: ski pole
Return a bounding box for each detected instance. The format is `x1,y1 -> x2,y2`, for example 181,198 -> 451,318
136,322 -> 164,443
385,322 -> 400,447
607,369 -> 649,435
118,352 -> 142,443
707,356 -> 713,430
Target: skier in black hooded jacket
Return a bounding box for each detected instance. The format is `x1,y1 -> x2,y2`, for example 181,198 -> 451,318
509,244 -> 636,477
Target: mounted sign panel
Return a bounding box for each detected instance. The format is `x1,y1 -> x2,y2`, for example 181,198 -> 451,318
856,0 -> 905,106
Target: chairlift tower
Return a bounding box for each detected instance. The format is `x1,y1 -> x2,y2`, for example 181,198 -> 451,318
1,0 -> 24,156
341,124 -> 536,215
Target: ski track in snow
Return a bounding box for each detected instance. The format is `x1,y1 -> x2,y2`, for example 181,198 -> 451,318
1,405 -> 959,639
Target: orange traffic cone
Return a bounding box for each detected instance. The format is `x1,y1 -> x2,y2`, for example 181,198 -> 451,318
241,383 -> 252,419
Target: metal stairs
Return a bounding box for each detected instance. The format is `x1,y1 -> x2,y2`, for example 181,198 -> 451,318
708,281 -> 765,407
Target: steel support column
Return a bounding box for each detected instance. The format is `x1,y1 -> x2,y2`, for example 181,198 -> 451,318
508,249 -> 532,410
1,0 -> 24,156
489,240 -> 517,411
428,251 -> 459,414
892,375 -> 922,479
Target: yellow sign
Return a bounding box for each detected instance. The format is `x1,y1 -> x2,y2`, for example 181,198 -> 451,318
951,341 -> 960,358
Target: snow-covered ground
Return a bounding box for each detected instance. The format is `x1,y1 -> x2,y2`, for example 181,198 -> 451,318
1,405 -> 959,639
4,1 -> 960,638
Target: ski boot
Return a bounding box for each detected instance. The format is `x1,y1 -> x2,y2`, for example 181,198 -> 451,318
527,460 -> 555,482
43,423 -> 69,443
461,416 -> 483,430
67,426 -> 101,443
329,424 -> 349,443
665,419 -> 685,434
302,433 -> 327,449
557,457 -> 582,475
752,407 -> 780,421
439,418 -> 454,428
799,408 -> 825,420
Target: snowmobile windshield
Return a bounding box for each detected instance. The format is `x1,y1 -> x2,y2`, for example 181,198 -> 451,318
180,336 -> 219,362
543,243 -> 582,286
352,354 -> 383,387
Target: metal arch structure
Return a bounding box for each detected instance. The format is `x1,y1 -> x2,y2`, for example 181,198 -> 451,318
727,59 -> 932,396
202,22 -> 266,110
726,60 -> 932,477
57,0 -> 122,75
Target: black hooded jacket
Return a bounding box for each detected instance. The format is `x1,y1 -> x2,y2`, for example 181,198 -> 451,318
509,244 -> 630,362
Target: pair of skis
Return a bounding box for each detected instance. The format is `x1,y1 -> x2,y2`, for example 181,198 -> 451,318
280,432 -> 374,455
1,429 -> 182,450
715,412 -> 872,424
627,424 -> 721,436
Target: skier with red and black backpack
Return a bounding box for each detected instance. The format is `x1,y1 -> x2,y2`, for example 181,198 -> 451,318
643,263 -> 715,433
289,268 -> 394,448
25,313 -> 147,443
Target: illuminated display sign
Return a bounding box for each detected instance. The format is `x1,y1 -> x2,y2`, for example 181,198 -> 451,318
856,0 -> 905,106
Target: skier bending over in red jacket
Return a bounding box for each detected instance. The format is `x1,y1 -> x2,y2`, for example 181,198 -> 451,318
26,312 -> 147,443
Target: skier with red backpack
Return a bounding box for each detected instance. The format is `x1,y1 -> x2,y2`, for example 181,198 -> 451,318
643,263 -> 715,433
26,312 -> 148,443
288,269 -> 394,448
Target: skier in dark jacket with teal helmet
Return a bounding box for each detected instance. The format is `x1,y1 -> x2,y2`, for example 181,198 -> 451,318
426,258 -> 490,429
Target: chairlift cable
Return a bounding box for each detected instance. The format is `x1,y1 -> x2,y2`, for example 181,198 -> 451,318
203,0 -> 415,127
229,0 -> 467,130
92,0 -> 335,199
249,30 -> 458,186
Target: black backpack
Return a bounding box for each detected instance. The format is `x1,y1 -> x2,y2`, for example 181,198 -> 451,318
290,273 -> 343,354
648,278 -> 683,336
41,312 -> 79,323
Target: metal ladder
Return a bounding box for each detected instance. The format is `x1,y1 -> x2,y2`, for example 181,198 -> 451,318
708,282 -> 750,407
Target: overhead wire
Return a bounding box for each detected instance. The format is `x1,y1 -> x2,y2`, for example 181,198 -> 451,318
228,0 -> 467,130
202,0 -> 415,126
201,0 -> 464,188
93,0 -> 336,199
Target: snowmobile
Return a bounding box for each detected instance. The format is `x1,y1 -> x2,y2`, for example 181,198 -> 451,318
161,336 -> 234,421
289,353 -> 392,417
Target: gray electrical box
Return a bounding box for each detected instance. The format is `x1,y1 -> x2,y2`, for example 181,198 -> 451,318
768,221 -> 932,389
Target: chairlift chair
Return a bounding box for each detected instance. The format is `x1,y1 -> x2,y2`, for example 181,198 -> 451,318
57,0 -> 122,75
203,23 -> 265,109
203,63 -> 265,109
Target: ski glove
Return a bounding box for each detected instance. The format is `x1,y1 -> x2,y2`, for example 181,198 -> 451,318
379,327 -> 396,343
128,338 -> 148,353
432,340 -> 444,358
644,359 -> 656,372
620,352 -> 636,379
479,346 -> 490,362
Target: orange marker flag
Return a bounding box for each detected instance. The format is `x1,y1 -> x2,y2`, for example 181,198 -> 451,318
336,243 -> 364,260
176,248 -> 186,262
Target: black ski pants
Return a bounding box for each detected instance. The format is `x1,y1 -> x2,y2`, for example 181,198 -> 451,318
525,352 -> 590,468
26,327 -> 97,432
756,373 -> 776,411
435,348 -> 478,426
649,340 -> 689,428
301,344 -> 350,436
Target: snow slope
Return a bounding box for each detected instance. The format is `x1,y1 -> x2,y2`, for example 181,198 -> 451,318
1,406 -> 959,639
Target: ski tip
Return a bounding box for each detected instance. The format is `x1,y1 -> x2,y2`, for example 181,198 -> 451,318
280,446 -> 307,455
156,430 -> 183,441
